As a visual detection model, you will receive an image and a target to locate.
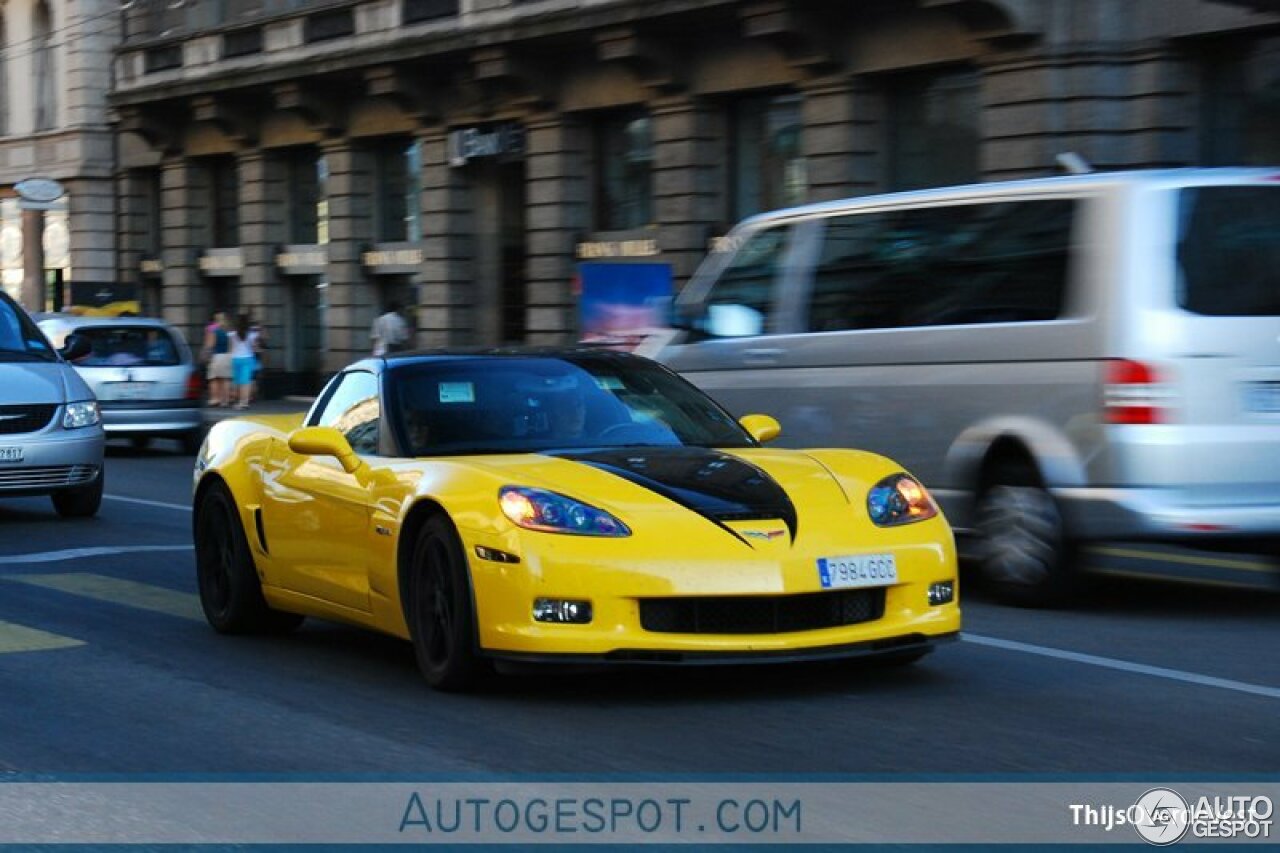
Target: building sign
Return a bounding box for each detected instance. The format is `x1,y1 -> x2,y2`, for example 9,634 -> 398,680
139,256 -> 164,276
576,239 -> 660,260
198,248 -> 243,276
447,122 -> 525,167
68,281 -> 140,316
14,177 -> 66,210
362,245 -> 424,274
276,245 -> 327,275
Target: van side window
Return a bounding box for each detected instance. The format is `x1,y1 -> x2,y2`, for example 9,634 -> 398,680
701,224 -> 793,337
806,200 -> 1075,332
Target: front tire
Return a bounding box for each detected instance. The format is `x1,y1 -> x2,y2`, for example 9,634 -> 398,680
194,480 -> 304,634
407,515 -> 485,691
971,462 -> 1076,607
52,469 -> 104,518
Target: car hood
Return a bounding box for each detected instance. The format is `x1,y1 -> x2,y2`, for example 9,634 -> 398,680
467,446 -> 853,540
0,361 -> 80,405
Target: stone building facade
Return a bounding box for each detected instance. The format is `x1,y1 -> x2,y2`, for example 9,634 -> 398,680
109,0 -> 1280,391
0,0 -> 118,310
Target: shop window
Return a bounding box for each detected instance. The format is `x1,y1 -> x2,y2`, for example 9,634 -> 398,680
1200,37 -> 1280,166
205,157 -> 240,248
374,138 -> 422,242
593,110 -> 653,232
34,0 -> 55,131
726,93 -> 807,221
287,149 -> 327,244
884,68 -> 980,191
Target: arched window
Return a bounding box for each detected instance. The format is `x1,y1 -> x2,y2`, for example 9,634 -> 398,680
34,0 -> 55,131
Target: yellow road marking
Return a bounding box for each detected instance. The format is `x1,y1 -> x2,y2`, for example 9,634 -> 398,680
0,620 -> 84,654
8,573 -> 203,622
1088,546 -> 1273,573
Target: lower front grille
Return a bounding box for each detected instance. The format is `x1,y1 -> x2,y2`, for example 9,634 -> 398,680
639,588 -> 886,635
0,405 -> 57,435
0,465 -> 98,490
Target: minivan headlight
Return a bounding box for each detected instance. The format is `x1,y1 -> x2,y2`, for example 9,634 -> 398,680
63,400 -> 100,429
867,473 -> 937,526
499,487 -> 630,537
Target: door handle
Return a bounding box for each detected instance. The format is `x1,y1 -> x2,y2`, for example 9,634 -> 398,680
742,348 -> 784,366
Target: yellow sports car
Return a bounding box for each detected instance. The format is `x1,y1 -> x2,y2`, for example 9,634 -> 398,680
193,350 -> 959,690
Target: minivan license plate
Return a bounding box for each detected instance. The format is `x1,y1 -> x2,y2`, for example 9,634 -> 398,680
0,447 -> 23,464
817,554 -> 898,589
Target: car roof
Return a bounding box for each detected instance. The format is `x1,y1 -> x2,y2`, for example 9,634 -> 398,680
736,167 -> 1280,229
371,347 -> 647,371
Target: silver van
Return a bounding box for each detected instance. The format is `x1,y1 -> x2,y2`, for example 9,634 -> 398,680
647,169 -> 1280,605
0,292 -> 105,517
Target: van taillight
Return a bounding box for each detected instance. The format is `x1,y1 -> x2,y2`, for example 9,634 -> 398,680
1103,359 -> 1169,425
185,369 -> 204,401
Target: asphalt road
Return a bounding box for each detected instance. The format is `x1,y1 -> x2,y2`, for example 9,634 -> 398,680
0,437 -> 1277,775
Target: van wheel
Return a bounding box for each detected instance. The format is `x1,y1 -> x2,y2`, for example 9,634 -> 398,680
52,469 -> 104,518
972,464 -> 1076,607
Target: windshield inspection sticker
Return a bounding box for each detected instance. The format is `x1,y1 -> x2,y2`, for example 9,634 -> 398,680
438,382 -> 475,404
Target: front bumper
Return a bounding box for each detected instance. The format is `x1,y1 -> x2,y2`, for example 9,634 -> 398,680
0,425 -> 104,497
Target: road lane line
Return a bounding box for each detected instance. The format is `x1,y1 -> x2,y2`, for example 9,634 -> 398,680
0,545 -> 192,566
7,573 -> 203,622
0,620 -> 84,654
1088,545 -> 1273,573
104,494 -> 191,512
964,633 -> 1280,700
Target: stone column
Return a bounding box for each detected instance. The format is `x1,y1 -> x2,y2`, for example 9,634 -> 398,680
321,138 -> 376,372
418,126 -> 474,347
64,176 -> 116,288
159,158 -> 209,348
238,150 -> 288,387
523,113 -> 588,345
116,169 -> 151,287
651,95 -> 721,289
800,75 -> 870,201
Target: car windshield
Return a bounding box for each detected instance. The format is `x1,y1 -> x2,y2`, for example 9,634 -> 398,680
68,326 -> 182,367
388,356 -> 755,456
0,295 -> 57,362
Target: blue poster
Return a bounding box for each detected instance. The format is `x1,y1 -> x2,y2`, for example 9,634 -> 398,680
577,262 -> 673,350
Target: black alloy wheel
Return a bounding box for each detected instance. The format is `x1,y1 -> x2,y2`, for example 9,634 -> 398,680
408,515 -> 485,691
194,480 -> 304,634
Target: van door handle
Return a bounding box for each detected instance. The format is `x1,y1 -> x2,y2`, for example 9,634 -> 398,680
742,348 -> 784,366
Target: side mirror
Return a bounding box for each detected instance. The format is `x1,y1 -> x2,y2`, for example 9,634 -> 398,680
60,333 -> 90,361
288,426 -> 363,473
739,414 -> 781,444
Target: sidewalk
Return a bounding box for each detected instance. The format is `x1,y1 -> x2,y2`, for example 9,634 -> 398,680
202,396 -> 314,424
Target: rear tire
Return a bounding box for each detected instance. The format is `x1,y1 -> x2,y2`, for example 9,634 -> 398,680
407,515 -> 485,691
971,460 -> 1077,607
194,480 -> 304,634
52,469 -> 104,518
130,436 -> 151,451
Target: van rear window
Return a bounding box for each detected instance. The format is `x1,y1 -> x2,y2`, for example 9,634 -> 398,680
1177,186 -> 1280,317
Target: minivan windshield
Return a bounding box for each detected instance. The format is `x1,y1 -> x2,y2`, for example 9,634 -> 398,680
0,295 -> 56,362
1177,185 -> 1280,317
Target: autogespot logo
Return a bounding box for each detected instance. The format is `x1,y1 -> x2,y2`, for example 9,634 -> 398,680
1132,788 -> 1190,846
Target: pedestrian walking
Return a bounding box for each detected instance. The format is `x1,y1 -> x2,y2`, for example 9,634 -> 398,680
371,301 -> 410,356
247,318 -> 267,404
229,313 -> 257,410
202,312 -> 232,407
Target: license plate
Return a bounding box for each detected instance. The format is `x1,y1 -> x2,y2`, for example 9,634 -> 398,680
1244,383 -> 1280,414
817,553 -> 898,589
0,447 -> 23,464
106,381 -> 153,401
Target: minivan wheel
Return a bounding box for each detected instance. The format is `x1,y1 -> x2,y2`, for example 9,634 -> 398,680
971,468 -> 1076,607
52,469 -> 104,518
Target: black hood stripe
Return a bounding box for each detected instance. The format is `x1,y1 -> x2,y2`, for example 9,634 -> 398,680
550,448 -> 798,545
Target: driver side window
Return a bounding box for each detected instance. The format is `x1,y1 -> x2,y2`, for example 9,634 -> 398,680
700,224 -> 794,337
314,371 -> 381,455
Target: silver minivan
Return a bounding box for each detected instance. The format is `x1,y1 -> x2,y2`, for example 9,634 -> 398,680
0,292 -> 105,517
647,169 -> 1280,605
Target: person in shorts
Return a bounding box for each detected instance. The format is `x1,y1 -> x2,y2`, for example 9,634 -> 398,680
203,312 -> 232,407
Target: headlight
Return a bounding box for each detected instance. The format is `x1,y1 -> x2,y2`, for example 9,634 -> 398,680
499,486 -> 630,537
63,400 -> 100,429
867,473 -> 937,526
